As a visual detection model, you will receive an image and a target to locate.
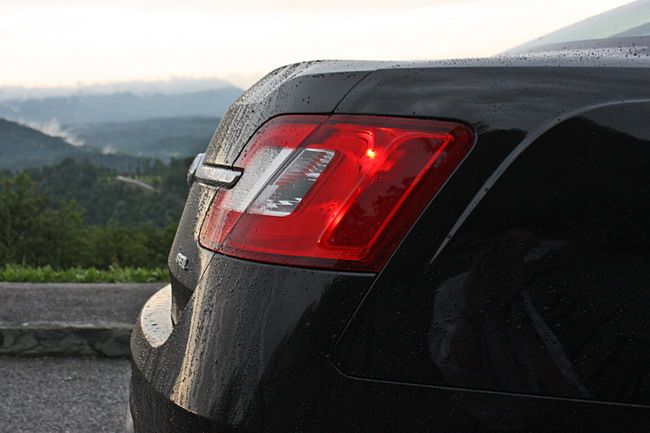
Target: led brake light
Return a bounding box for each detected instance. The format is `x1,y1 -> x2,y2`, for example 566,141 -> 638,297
200,115 -> 474,272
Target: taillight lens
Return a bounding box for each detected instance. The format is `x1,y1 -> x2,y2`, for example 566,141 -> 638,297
200,114 -> 474,272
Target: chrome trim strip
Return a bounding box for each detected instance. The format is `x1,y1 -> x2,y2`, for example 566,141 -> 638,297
186,152 -> 205,186
194,164 -> 242,188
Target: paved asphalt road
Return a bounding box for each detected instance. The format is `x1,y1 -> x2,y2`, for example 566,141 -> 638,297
0,356 -> 130,433
0,283 -> 162,324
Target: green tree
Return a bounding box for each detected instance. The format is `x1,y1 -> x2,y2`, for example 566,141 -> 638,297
0,173 -> 48,265
86,222 -> 176,269
1,161 -> 183,272
0,172 -> 87,268
38,200 -> 89,268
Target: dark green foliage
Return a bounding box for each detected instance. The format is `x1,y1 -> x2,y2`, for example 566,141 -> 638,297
0,173 -> 87,267
0,173 -> 47,264
85,223 -> 177,269
0,158 -> 188,272
150,157 -> 196,198
25,157 -> 191,227
0,264 -> 169,283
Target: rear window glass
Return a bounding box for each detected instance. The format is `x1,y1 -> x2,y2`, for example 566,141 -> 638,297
519,0 -> 650,49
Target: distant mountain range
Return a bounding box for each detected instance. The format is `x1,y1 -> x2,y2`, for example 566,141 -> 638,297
0,118 -> 144,171
0,77 -> 242,100
67,116 -> 219,161
0,78 -> 245,169
0,88 -> 242,125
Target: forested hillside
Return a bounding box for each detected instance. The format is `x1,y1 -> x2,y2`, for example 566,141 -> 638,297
25,158 -> 190,227
0,118 -> 145,171
0,80 -> 238,276
0,158 -> 192,269
66,116 -> 217,161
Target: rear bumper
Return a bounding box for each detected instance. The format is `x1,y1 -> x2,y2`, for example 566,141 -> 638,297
129,284 -> 222,432
129,258 -> 650,433
129,254 -> 375,432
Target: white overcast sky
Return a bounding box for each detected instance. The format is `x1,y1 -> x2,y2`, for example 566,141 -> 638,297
0,0 -> 634,89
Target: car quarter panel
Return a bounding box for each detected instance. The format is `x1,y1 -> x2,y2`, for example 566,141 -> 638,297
335,96 -> 650,426
131,254 -> 374,432
132,63 -> 650,432
166,63 -> 373,321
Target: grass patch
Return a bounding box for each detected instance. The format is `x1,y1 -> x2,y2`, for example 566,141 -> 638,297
0,264 -> 169,283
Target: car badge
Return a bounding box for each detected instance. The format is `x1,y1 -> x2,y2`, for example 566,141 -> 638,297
176,252 -> 189,271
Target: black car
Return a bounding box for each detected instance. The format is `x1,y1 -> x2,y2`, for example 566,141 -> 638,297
128,1 -> 650,431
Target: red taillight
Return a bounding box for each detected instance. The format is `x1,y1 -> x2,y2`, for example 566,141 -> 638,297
200,114 -> 474,272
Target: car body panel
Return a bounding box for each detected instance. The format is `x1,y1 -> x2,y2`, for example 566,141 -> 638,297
203,61 -> 374,168
131,254 -> 374,431
335,102 -> 650,405
131,52 -> 650,431
167,63 -> 373,322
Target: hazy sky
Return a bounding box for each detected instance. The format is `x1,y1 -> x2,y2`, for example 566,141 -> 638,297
0,0 -> 633,89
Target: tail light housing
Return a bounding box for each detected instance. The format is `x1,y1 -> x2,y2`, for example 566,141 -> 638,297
200,114 -> 474,272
